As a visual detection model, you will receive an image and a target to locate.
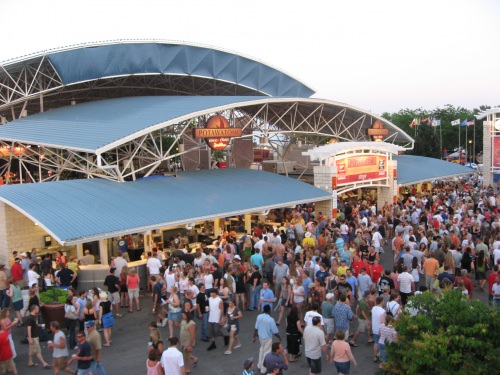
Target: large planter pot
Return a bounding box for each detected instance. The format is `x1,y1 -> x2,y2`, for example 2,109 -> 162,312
41,304 -> 66,328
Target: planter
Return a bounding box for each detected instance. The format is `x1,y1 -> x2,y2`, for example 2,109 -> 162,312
41,303 -> 66,328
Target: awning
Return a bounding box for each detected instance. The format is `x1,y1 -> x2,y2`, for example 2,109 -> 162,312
0,168 -> 331,245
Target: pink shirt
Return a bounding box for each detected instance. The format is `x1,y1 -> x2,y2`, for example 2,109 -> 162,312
127,274 -> 139,289
331,339 -> 353,362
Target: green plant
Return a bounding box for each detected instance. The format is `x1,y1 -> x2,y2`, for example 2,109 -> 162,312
380,290 -> 500,375
39,287 -> 69,305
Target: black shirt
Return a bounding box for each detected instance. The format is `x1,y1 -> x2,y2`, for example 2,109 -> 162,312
196,291 -> 209,314
58,268 -> 74,287
104,275 -> 120,293
26,315 -> 39,338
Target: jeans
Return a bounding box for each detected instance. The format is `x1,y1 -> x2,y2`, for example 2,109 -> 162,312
66,318 -> 77,349
90,361 -> 107,375
200,312 -> 209,340
249,285 -> 262,310
0,289 -> 10,309
379,342 -> 387,362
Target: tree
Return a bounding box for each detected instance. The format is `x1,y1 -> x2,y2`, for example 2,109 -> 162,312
380,290 -> 500,375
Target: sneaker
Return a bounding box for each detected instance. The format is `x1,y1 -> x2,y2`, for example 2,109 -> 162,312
234,344 -> 241,349
224,350 -> 232,355
207,343 -> 216,351
161,318 -> 168,327
116,313 -> 122,317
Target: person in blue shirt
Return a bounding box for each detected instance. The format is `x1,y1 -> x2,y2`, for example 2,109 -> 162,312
253,305 -> 280,374
250,249 -> 264,271
302,271 -> 312,300
259,280 -> 276,312
117,237 -> 130,262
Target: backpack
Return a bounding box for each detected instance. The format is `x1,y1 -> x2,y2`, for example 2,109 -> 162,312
386,301 -> 398,317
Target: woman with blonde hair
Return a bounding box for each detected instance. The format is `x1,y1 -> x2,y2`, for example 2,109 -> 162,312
119,266 -> 129,309
179,310 -> 198,372
127,268 -> 141,312
167,286 -> 181,338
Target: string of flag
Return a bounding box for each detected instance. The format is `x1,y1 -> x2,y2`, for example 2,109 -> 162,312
409,117 -> 441,127
409,117 -> 474,127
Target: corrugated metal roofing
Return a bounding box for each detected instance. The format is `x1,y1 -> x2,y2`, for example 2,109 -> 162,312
395,155 -> 474,185
0,168 -> 331,245
45,42 -> 315,97
0,96 -> 268,153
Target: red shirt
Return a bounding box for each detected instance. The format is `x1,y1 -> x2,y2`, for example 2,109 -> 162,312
10,262 -> 23,282
351,260 -> 364,277
371,264 -> 383,283
454,276 -> 474,296
0,330 -> 12,361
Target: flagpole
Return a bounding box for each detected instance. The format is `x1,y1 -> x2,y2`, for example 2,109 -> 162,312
440,124 -> 443,160
473,122 -> 476,163
465,124 -> 468,164
458,123 -> 461,162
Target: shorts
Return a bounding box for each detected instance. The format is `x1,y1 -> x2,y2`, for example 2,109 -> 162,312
324,318 -> 335,335
229,324 -> 239,334
335,360 -> 351,374
0,358 -> 16,373
357,319 -> 368,332
109,292 -> 120,305
120,285 -> 128,293
53,356 -> 68,370
208,322 -> 221,338
373,333 -> 380,345
12,299 -> 23,311
29,337 -> 41,355
306,357 -> 322,374
128,288 -> 139,300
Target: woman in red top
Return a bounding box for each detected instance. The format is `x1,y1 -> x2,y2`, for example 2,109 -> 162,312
127,268 -> 141,312
55,250 -> 67,264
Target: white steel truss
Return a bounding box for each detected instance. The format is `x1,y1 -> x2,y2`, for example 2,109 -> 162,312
0,100 -> 413,184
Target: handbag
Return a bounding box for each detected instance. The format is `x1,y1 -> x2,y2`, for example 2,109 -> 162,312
65,306 -> 77,320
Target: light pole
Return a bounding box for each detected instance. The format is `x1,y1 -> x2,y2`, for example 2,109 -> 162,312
468,139 -> 472,163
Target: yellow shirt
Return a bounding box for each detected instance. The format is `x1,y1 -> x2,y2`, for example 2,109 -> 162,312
337,265 -> 348,277
302,237 -> 315,249
67,261 -> 78,274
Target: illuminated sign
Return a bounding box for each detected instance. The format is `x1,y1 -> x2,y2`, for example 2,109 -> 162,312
493,136 -> 500,168
366,120 -> 388,141
336,154 -> 387,185
193,115 -> 242,150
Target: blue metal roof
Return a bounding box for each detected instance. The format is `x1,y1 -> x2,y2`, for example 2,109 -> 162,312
47,42 -> 315,97
0,168 -> 331,245
395,155 -> 474,185
0,96 -> 269,153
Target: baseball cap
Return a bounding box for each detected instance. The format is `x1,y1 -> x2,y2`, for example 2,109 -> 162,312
243,357 -> 254,369
234,255 -> 241,261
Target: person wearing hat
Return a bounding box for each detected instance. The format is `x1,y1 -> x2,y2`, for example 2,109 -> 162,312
302,231 -> 315,250
85,320 -> 106,375
99,292 -> 114,347
242,357 -> 254,375
103,267 -> 121,317
160,336 -> 185,375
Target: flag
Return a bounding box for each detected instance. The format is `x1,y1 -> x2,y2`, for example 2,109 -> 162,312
415,118 -> 421,126
451,119 -> 460,126
409,118 -> 416,128
421,117 -> 430,125
460,120 -> 467,126
432,119 -> 441,127
467,120 -> 475,126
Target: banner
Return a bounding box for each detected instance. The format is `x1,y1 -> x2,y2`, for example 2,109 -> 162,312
451,119 -> 460,126
336,154 -> 387,185
494,136 -> 500,168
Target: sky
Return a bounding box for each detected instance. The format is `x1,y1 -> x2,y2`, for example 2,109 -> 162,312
1,0 -> 499,115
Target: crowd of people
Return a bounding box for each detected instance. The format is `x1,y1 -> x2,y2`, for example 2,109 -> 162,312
1,173 -> 500,375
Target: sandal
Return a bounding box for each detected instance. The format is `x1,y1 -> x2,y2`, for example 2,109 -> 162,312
43,364 -> 51,369
349,342 -> 359,347
193,359 -> 198,368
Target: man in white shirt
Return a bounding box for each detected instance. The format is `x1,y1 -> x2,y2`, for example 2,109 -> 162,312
112,252 -> 128,276
146,252 -> 162,290
397,266 -> 415,306
207,289 -> 224,351
160,337 -> 185,375
304,303 -> 324,327
371,296 -> 386,362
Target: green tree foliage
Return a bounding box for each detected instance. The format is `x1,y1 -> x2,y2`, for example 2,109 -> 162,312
380,290 -> 500,375
382,105 -> 491,159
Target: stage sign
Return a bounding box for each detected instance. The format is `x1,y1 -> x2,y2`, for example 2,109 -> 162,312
193,115 -> 242,151
494,136 -> 500,168
336,154 -> 387,185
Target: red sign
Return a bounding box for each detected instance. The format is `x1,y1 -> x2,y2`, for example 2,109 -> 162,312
494,136 -> 500,167
336,155 -> 387,185
192,115 -> 242,151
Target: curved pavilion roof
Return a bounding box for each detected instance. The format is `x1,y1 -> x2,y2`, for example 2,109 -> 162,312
0,40 -> 314,117
0,96 -> 414,156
